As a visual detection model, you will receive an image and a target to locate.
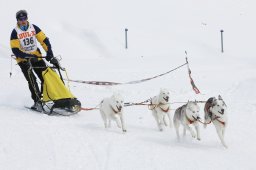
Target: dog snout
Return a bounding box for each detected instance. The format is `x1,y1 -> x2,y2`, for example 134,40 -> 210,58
221,109 -> 224,114
117,106 -> 122,111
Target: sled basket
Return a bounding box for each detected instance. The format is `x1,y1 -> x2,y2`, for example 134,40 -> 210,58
42,67 -> 81,113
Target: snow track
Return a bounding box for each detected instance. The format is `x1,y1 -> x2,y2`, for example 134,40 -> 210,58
1,0 -> 256,169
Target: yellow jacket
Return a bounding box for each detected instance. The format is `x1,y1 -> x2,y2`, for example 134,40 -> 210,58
10,22 -> 53,63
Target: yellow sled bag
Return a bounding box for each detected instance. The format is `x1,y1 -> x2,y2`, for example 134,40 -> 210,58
41,67 -> 81,115
42,67 -> 75,102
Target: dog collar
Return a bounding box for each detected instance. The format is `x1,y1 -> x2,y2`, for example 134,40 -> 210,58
214,116 -> 226,126
158,102 -> 170,112
110,105 -> 119,114
185,114 -> 196,124
159,106 -> 170,112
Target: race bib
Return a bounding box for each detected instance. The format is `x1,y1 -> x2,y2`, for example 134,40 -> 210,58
15,24 -> 38,52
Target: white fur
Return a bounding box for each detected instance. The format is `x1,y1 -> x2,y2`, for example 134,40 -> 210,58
99,93 -> 127,132
150,89 -> 172,131
204,95 -> 228,148
173,101 -> 201,141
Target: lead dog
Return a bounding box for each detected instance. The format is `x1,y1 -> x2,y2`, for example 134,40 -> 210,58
204,95 -> 228,148
149,89 -> 172,131
173,101 -> 201,140
99,93 -> 127,132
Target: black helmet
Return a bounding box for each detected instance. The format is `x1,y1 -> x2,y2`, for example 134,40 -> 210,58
16,10 -> 28,21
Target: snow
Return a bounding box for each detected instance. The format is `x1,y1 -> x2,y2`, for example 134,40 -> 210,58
1,0 -> 256,169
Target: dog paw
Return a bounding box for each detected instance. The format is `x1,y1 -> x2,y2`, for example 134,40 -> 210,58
159,128 -> 163,132
191,132 -> 196,138
123,129 -> 127,133
197,137 -> 201,141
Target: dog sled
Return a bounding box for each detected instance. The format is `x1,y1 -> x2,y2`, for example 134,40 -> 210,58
26,56 -> 81,116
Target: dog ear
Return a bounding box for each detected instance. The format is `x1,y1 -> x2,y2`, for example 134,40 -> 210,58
218,95 -> 223,100
209,97 -> 216,106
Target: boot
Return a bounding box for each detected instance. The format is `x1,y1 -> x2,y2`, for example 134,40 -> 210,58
31,101 -> 43,112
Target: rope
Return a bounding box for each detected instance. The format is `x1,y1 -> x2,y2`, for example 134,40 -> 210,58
191,115 -> 223,125
79,100 -> 207,112
124,98 -> 151,107
80,107 -> 99,111
80,103 -> 101,111
197,119 -> 212,125
66,62 -> 188,86
185,51 -> 201,94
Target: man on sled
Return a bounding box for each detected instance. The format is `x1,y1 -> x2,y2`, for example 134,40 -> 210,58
10,10 -> 81,115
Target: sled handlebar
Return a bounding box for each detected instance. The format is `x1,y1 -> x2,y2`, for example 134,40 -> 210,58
24,56 -> 46,59
24,56 -> 66,71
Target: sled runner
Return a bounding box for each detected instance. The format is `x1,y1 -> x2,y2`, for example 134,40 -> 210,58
25,104 -> 80,116
27,56 -> 81,116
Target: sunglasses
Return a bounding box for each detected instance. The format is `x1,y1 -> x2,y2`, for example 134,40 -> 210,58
18,17 -> 27,22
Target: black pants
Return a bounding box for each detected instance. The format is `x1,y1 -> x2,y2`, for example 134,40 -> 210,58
18,60 -> 47,102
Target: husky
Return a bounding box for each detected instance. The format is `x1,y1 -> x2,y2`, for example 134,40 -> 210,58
149,89 -> 172,131
173,101 -> 201,140
99,93 -> 127,132
204,95 -> 228,148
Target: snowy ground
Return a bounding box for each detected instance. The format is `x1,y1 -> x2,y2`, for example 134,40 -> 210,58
0,0 -> 256,170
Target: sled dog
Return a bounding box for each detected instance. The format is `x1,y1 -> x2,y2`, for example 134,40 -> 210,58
204,95 -> 228,148
149,89 -> 172,131
99,93 -> 127,132
173,101 -> 201,140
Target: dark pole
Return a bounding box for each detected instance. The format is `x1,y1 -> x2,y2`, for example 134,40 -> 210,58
220,30 -> 224,53
125,28 -> 128,49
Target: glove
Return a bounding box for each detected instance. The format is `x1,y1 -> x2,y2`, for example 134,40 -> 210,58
50,57 -> 59,68
46,50 -> 54,61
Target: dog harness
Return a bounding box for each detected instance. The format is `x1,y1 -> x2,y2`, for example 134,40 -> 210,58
149,101 -> 170,112
159,105 -> 170,112
185,112 -> 196,124
110,105 -> 119,114
205,103 -> 226,126
214,117 -> 226,126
